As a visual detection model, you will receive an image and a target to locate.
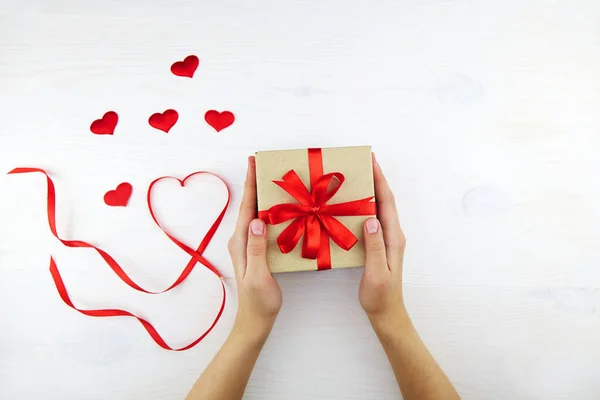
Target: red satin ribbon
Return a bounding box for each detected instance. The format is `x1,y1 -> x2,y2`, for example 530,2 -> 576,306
258,148 -> 376,270
8,168 -> 229,351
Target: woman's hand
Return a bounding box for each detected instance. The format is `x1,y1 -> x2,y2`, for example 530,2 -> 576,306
359,157 -> 461,399
228,156 -> 282,341
359,156 -> 408,324
187,157 -> 281,400
189,155 -> 459,400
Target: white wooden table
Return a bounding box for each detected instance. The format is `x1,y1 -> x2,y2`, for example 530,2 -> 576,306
1,1 -> 599,399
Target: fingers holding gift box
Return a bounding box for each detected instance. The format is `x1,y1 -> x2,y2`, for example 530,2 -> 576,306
256,146 -> 376,273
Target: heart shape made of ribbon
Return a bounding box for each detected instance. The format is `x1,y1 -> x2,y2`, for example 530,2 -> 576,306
147,172 -> 230,279
8,167 -> 231,351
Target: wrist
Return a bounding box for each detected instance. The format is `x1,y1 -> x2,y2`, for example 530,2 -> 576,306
367,304 -> 412,337
231,312 -> 275,345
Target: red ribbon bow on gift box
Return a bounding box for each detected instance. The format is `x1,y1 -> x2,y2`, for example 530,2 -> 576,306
259,148 -> 376,270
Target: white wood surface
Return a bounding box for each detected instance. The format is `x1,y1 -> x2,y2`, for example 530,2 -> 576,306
1,1 -> 600,399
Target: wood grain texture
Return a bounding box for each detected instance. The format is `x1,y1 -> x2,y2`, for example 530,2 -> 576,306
1,0 -> 599,399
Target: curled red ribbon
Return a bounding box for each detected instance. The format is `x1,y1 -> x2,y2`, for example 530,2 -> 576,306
8,168 -> 229,351
258,148 -> 376,270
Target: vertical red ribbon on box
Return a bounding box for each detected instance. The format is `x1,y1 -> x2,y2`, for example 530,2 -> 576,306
259,148 -> 376,270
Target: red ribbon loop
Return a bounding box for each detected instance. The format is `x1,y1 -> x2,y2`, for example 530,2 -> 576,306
258,148 -> 376,270
8,167 -> 229,351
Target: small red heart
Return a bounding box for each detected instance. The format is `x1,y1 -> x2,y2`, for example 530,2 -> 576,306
149,109 -> 179,133
205,110 -> 235,132
104,183 -> 133,207
171,55 -> 199,78
90,111 -> 118,135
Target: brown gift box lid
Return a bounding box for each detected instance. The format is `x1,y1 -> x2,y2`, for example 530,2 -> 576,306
255,146 -> 376,273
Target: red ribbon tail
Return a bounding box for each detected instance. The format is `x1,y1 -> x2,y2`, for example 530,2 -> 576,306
301,215 -> 321,260
258,210 -> 270,223
277,217 -> 306,253
316,228 -> 332,270
320,215 -> 359,251
9,168 -> 230,351
49,257 -> 226,351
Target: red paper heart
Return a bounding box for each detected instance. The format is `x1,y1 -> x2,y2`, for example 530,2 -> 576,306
171,55 -> 199,78
90,111 -> 118,135
149,109 -> 179,133
205,110 -> 235,132
104,183 -> 132,207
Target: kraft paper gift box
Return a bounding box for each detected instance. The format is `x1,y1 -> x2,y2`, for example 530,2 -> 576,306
255,146 -> 376,273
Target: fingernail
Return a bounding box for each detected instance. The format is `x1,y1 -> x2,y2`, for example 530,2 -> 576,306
250,219 -> 264,236
366,218 -> 379,234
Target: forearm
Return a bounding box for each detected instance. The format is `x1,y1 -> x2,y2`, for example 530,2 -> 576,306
370,308 -> 460,400
186,323 -> 270,400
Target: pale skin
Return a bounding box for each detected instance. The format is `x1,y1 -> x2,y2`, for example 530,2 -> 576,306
186,156 -> 460,400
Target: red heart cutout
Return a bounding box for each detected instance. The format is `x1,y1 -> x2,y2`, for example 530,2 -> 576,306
90,111 -> 118,135
104,182 -> 132,207
171,55 -> 199,78
205,110 -> 235,132
149,109 -> 179,133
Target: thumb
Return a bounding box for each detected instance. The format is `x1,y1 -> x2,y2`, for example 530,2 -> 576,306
246,219 -> 269,276
364,218 -> 388,272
